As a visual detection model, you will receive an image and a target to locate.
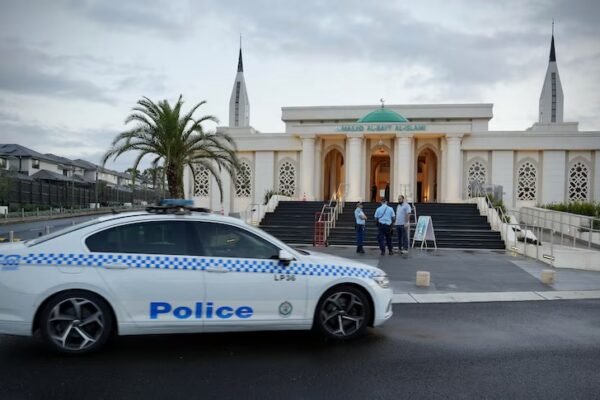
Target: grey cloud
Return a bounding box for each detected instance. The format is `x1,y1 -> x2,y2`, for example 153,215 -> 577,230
0,41 -> 113,102
203,0 -> 600,98
206,0 -> 550,90
0,112 -> 149,171
0,40 -> 168,101
62,0 -> 190,38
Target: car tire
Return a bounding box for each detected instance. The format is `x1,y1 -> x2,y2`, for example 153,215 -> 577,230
314,285 -> 372,341
39,290 -> 114,354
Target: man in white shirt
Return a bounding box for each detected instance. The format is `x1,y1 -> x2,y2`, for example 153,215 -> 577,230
395,195 -> 412,254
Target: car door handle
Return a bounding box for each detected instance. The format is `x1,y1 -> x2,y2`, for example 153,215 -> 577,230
206,266 -> 229,273
103,263 -> 129,270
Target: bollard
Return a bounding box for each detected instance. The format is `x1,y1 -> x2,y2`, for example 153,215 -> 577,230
416,271 -> 430,287
45,225 -> 51,235
541,270 -> 555,285
9,231 -> 14,242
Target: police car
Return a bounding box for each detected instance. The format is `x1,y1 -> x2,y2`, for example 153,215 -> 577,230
0,201 -> 393,354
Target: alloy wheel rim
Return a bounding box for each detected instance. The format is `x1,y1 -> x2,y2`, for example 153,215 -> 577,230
47,298 -> 104,351
320,292 -> 365,337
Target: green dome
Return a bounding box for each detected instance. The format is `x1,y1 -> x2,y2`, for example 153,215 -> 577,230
357,108 -> 409,123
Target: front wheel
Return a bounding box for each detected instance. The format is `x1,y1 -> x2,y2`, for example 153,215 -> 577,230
314,285 -> 371,340
39,290 -> 114,354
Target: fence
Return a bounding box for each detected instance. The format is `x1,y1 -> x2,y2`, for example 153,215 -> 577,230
0,176 -> 161,210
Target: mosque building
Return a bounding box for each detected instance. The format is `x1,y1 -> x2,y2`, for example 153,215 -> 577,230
184,33 -> 600,215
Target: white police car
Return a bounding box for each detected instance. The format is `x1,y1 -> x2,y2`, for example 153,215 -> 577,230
0,202 -> 393,354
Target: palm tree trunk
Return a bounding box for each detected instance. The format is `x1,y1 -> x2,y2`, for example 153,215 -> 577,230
166,162 -> 184,198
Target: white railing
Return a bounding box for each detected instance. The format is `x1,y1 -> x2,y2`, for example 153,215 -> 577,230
240,194 -> 292,225
468,192 -> 599,269
519,207 -> 600,248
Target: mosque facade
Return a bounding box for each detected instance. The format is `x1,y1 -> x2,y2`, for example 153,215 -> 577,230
184,34 -> 600,215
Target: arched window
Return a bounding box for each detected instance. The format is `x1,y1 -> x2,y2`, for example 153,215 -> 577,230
568,161 -> 589,201
278,160 -> 296,197
235,160 -> 252,198
193,165 -> 210,197
467,160 -> 487,197
517,161 -> 537,201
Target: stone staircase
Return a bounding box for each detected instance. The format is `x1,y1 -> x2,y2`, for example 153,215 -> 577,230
258,200 -> 505,249
259,201 -> 326,245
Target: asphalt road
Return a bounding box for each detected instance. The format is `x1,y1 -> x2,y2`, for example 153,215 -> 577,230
1,300 -> 599,400
0,215 -> 102,241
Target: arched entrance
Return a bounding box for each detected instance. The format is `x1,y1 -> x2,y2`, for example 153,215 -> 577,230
416,147 -> 438,202
370,147 -> 391,202
323,148 -> 344,201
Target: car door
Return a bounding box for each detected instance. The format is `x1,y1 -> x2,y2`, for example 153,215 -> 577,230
190,221 -> 308,332
87,220 -> 206,333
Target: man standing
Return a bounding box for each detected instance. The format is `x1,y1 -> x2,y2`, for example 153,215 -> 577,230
374,199 -> 395,256
395,195 -> 412,254
354,202 -> 367,254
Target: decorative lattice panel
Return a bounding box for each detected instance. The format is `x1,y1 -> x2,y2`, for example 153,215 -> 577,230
568,162 -> 589,201
278,161 -> 296,197
235,160 -> 252,198
467,160 -> 487,197
193,165 -> 210,197
517,162 -> 537,201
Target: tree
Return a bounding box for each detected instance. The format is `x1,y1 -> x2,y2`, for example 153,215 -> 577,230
103,95 -> 240,199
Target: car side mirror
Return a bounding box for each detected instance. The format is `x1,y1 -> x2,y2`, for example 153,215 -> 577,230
278,249 -> 294,266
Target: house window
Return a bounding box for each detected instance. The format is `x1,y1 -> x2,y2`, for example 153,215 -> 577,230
32,159 -> 40,169
0,158 -> 6,169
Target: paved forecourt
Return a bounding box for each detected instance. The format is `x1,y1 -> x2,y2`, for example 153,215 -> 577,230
297,246 -> 600,304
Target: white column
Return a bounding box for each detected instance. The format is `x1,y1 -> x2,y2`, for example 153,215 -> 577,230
445,135 -> 463,202
314,139 -> 322,200
346,135 -> 363,201
300,136 -> 316,200
395,135 -> 413,199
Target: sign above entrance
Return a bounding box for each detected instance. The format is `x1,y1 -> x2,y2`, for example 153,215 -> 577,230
336,123 -> 426,133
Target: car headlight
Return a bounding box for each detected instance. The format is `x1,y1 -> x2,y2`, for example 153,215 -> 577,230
372,274 -> 390,289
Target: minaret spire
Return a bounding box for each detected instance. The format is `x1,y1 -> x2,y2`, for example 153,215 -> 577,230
229,35 -> 250,128
549,20 -> 556,62
538,21 -> 563,124
237,34 -> 244,72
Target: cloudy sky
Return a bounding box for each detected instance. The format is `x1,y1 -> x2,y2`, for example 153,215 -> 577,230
0,0 -> 598,171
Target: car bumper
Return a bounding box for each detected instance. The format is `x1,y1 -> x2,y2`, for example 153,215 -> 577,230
373,287 -> 394,327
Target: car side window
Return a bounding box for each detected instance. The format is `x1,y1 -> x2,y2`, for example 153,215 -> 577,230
86,221 -> 193,255
191,222 -> 280,259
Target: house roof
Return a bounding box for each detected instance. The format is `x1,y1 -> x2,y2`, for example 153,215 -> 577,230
31,169 -> 73,183
0,144 -> 54,162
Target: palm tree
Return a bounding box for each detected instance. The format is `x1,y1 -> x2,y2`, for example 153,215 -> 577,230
103,95 -> 240,199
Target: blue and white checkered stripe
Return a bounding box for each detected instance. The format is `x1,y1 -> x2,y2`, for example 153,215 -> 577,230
18,253 -> 375,278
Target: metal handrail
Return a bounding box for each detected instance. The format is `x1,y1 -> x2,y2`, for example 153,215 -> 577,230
468,190 -> 599,268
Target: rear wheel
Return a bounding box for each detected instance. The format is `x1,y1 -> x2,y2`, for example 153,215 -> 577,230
39,291 -> 113,354
314,285 -> 371,340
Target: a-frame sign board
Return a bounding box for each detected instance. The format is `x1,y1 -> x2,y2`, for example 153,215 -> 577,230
411,216 -> 437,249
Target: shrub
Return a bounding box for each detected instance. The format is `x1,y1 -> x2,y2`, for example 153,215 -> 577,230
263,189 -> 281,205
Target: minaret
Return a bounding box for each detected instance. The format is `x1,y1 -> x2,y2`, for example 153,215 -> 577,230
538,24 -> 564,123
229,39 -> 250,128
